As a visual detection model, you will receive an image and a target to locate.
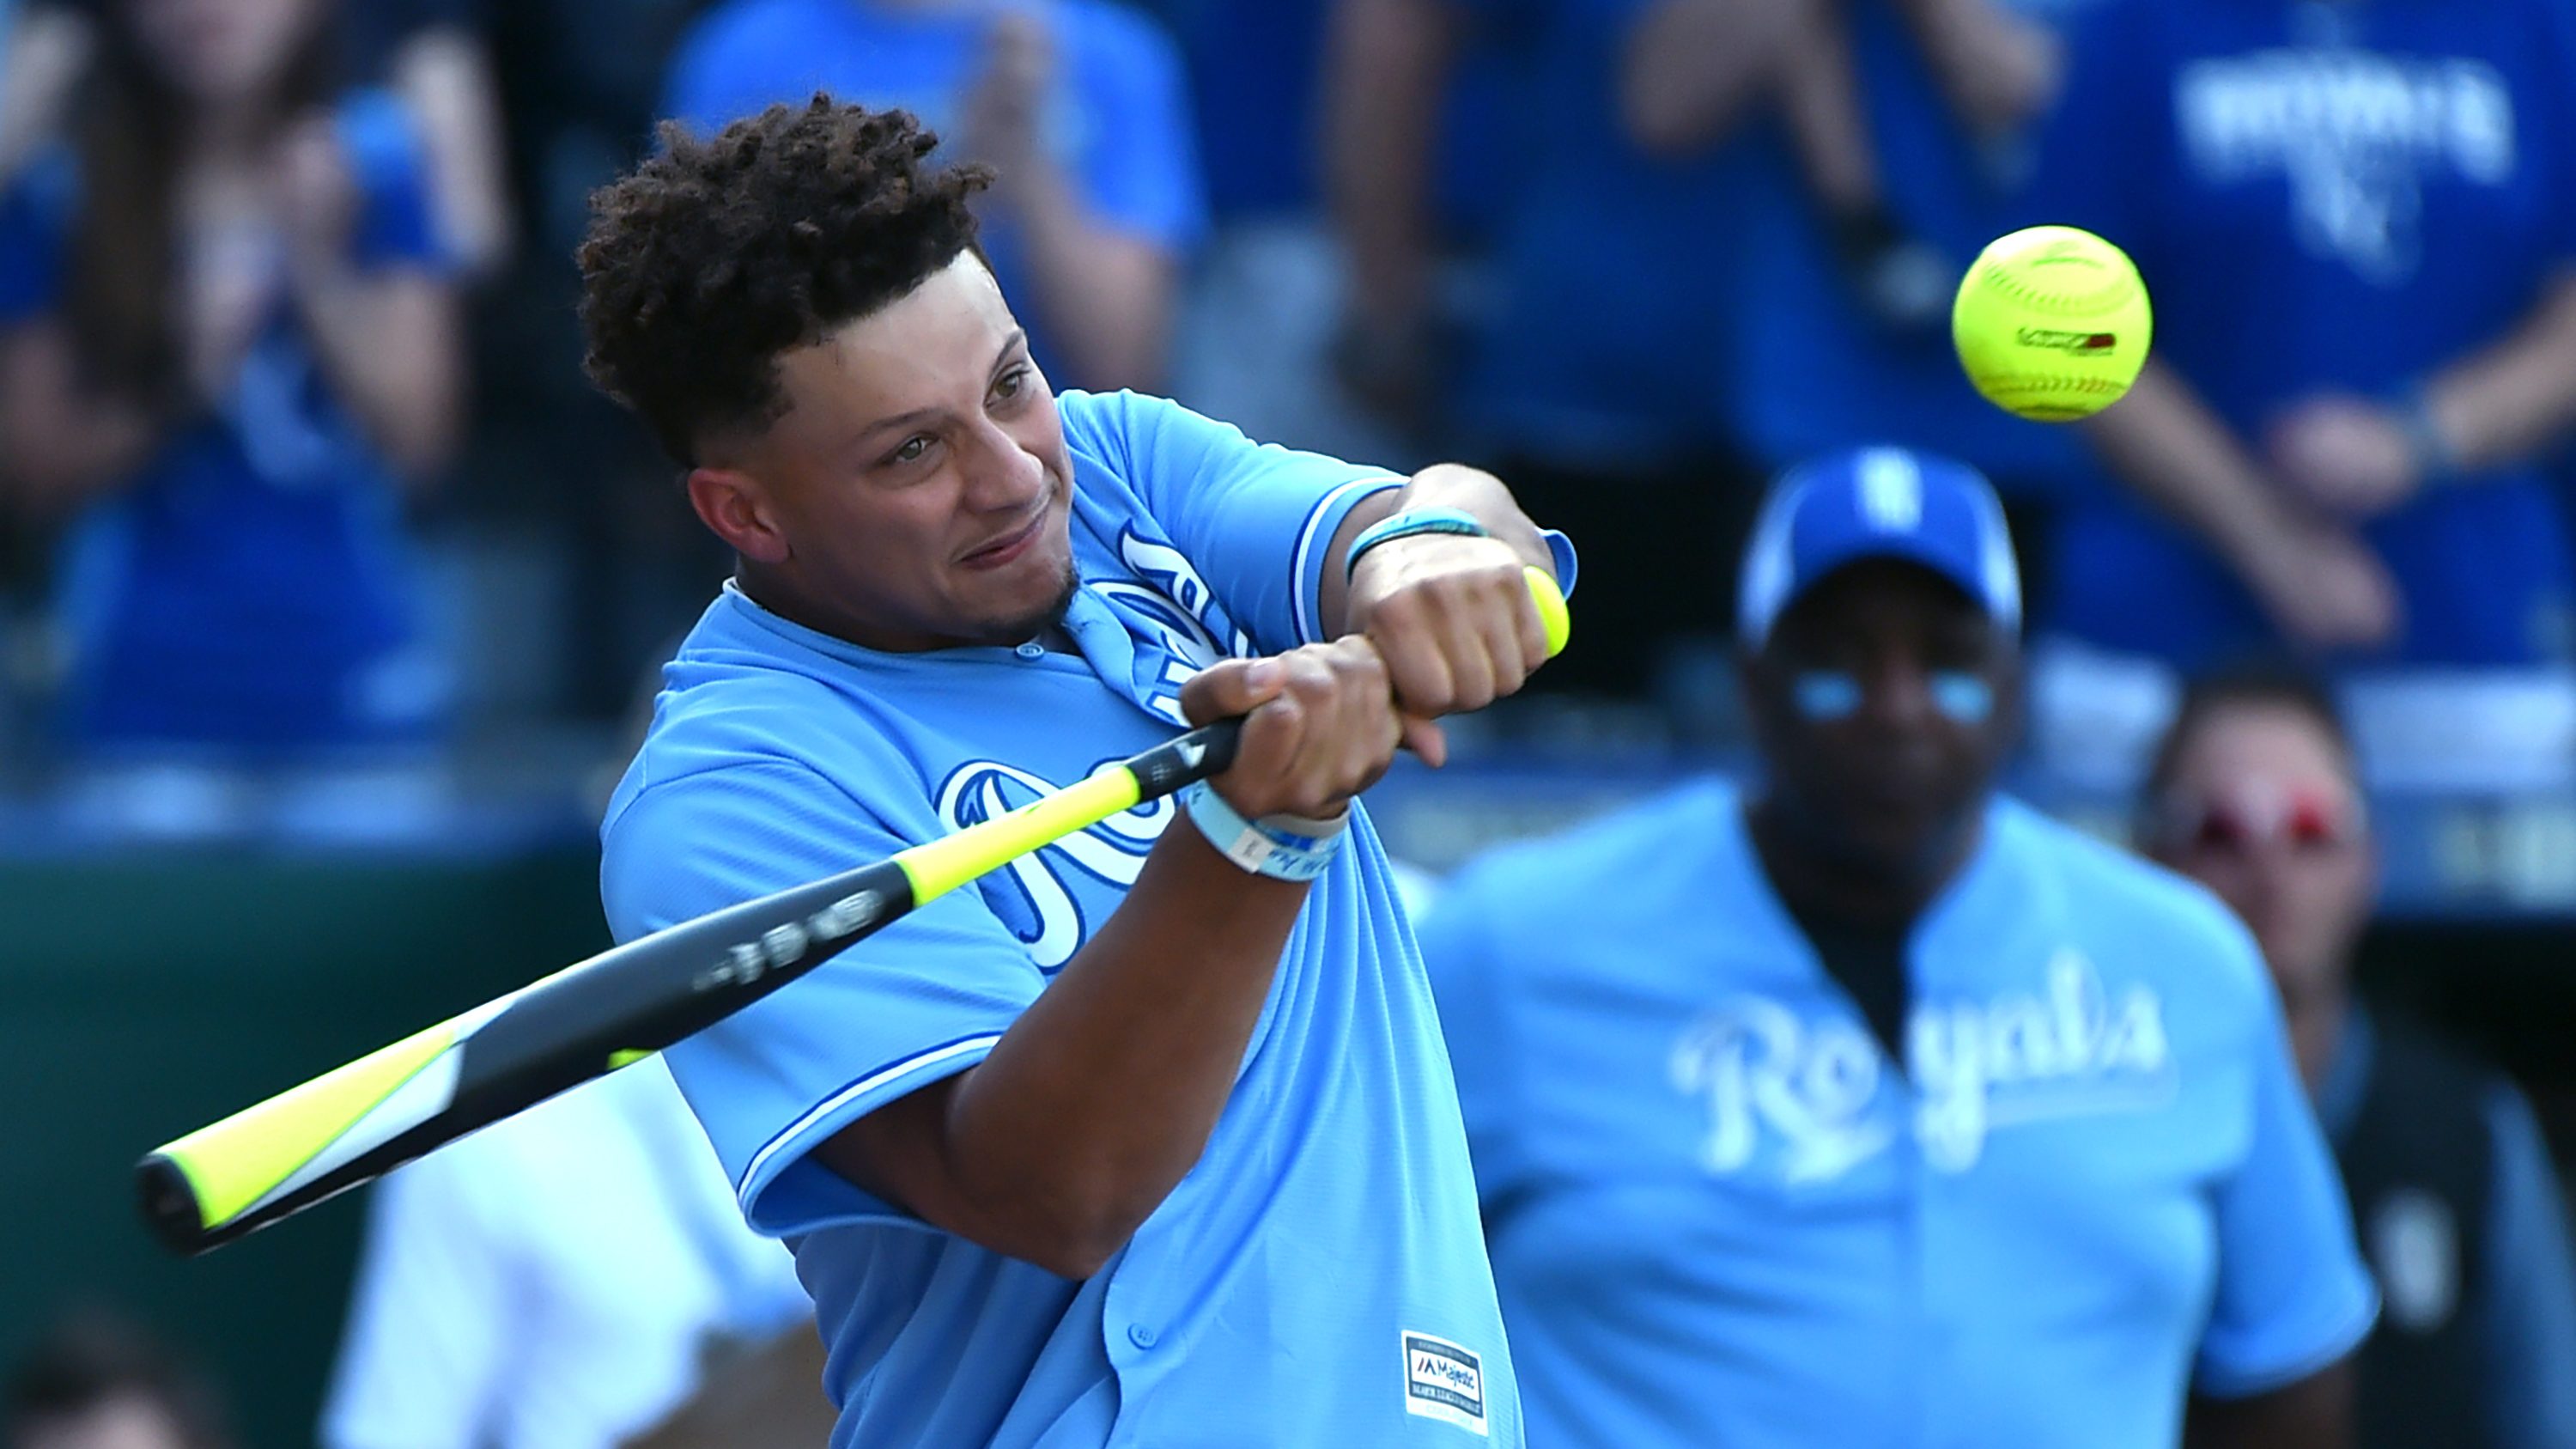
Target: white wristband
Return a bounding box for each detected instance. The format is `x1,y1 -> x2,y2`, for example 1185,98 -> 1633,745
1181,781 -> 1348,882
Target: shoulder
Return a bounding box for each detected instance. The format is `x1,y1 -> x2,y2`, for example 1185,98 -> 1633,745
332,87 -> 430,184
1435,776 -> 1741,941
617,673 -> 915,813
672,0 -> 822,55
1991,796 -> 2271,996
1057,387 -> 1191,447
1056,388 -> 1239,487
2057,0 -> 2172,59
606,610 -> 933,831
666,0 -> 823,93
1050,0 -> 1184,68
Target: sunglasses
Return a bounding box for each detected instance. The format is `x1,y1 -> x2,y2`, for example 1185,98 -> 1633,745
2156,783 -> 2363,856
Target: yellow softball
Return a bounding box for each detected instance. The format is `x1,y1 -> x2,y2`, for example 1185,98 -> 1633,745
1952,225 -> 2153,422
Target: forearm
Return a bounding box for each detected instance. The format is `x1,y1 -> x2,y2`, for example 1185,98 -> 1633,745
1622,0 -> 1803,156
0,327 -> 163,514
290,269 -> 463,481
1888,0 -> 2060,134
993,164 -> 1175,391
0,5 -> 88,184
2083,359 -> 2288,573
2425,271 -> 2576,472
820,822 -> 1311,1277
1326,0 -> 1455,319
1319,463 -> 1554,637
1775,0 -> 1878,211
392,29 -> 516,279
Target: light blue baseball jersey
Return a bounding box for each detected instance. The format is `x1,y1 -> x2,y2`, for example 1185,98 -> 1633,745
1419,777 -> 2377,1449
600,389 -> 1529,1448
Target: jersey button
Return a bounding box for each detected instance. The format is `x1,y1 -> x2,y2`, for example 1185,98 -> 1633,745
1015,641 -> 1045,660
1127,1324 -> 1157,1349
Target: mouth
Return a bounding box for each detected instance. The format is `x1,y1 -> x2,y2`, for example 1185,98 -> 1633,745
959,509 -> 1048,569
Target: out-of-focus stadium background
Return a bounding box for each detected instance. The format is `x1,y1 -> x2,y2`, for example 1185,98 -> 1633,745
3,0 -> 2573,1442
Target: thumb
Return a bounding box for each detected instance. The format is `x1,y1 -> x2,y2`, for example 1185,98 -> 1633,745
1179,657 -> 1285,727
1399,714 -> 1448,770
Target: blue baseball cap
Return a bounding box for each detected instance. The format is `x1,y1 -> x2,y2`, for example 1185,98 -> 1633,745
1737,446 -> 2021,648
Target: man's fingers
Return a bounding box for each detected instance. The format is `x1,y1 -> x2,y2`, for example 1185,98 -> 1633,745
1179,656 -> 1286,726
1399,715 -> 1449,770
1506,581 -> 1552,675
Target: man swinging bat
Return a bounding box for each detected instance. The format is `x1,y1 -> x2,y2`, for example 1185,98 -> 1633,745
580,97 -> 1572,1447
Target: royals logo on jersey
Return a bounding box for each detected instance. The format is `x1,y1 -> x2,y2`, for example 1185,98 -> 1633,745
1670,950 -> 2178,1181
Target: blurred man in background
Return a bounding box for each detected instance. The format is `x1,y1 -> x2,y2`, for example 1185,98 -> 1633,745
2145,666 -> 2576,1449
659,0 -> 1205,394
319,1059 -> 813,1449
2020,0 -> 2576,793
1419,447 -> 2374,1447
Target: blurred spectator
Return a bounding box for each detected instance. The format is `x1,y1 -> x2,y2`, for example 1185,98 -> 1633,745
660,0 -> 1206,394
1155,0 -> 1407,465
1157,0 -> 1515,472
0,2 -> 509,272
1715,0 -> 2091,493
0,0 -> 464,761
2021,0 -> 2576,791
1417,449 -> 2375,1446
1331,0 -> 1768,699
321,1057 -> 811,1449
4,1309 -> 230,1449
2144,665 -> 2576,1449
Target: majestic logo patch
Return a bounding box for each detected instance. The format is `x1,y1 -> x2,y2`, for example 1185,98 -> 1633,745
1401,1333 -> 1487,1437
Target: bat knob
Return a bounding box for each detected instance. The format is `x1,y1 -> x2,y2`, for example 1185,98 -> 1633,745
135,1153 -> 213,1257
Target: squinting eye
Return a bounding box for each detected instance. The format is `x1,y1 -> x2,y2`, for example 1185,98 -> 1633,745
890,436 -> 931,465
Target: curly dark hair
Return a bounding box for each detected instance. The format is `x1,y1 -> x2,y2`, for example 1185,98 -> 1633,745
578,98 -> 993,466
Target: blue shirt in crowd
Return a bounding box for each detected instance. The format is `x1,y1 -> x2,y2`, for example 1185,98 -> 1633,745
1722,0 -> 2102,488
1445,0 -> 1763,467
660,0 -> 1208,390
0,91 -> 451,752
2024,0 -> 2576,668
1419,777 -> 2378,1449
601,390 -> 1531,1448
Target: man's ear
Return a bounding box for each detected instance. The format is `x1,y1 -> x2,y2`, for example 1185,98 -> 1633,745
688,466 -> 789,565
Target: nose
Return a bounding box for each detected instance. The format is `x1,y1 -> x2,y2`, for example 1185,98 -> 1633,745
957,417 -> 1047,514
1858,654 -> 1939,732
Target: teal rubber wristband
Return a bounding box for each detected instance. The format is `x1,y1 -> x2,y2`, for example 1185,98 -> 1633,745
1345,507 -> 1490,582
1181,781 -> 1347,882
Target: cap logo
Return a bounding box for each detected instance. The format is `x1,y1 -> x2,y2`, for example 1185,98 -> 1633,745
1856,449 -> 1923,533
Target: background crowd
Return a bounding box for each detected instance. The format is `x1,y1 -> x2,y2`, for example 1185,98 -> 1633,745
3,0 -> 2574,1443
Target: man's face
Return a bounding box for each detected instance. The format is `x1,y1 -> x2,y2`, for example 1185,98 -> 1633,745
1743,559 -> 2018,879
704,253 -> 1077,652
2150,703 -> 2375,1009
